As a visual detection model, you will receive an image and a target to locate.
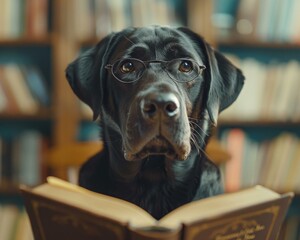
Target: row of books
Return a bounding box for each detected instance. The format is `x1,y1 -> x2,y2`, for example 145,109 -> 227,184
0,205 -> 33,240
0,131 -> 47,187
70,0 -> 184,41
0,64 -> 50,115
219,57 -> 300,122
216,0 -> 300,42
221,129 -> 300,193
0,0 -> 49,39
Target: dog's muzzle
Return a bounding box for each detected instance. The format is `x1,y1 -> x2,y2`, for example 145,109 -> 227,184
124,88 -> 191,162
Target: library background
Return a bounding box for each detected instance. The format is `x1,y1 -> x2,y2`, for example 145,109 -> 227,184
0,0 -> 299,239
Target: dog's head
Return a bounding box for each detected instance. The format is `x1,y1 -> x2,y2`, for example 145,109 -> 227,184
66,27 -> 244,162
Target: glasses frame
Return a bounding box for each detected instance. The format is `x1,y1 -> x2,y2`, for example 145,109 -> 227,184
105,58 -> 206,84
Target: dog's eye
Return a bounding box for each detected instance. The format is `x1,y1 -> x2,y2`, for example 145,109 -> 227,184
178,60 -> 193,73
120,61 -> 135,73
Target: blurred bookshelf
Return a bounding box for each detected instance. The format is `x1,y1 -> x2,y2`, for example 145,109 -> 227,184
0,0 -> 300,239
0,0 -> 52,239
213,0 -> 300,238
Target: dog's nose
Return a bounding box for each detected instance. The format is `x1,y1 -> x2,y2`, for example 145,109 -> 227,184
140,93 -> 180,119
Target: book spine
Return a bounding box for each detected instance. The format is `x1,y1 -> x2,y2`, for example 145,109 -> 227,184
0,75 -> 8,112
0,64 -> 50,115
0,131 -> 47,187
224,129 -> 245,192
0,205 -> 34,240
233,0 -> 300,42
0,0 -> 49,39
129,227 -> 181,240
0,205 -> 20,240
3,64 -> 39,114
21,66 -> 50,107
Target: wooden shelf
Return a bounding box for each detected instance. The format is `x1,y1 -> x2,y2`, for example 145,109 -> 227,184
77,37 -> 104,49
80,36 -> 300,49
0,108 -> 52,120
218,38 -> 300,49
219,119 -> 300,127
0,34 -> 53,46
0,185 -> 21,196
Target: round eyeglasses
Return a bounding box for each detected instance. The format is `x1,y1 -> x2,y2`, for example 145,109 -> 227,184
105,58 -> 206,83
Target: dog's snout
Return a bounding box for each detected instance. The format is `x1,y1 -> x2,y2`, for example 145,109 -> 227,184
141,93 -> 180,119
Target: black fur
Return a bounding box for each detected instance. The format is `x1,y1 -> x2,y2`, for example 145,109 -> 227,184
66,26 -> 244,220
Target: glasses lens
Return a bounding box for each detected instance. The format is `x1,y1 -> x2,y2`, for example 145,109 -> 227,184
112,58 -> 145,83
166,59 -> 200,82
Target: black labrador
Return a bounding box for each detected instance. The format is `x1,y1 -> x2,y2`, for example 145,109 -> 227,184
66,26 -> 244,220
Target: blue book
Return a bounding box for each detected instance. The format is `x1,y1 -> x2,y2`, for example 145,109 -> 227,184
21,66 -> 50,107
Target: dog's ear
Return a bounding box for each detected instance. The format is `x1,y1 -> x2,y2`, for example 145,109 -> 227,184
178,28 -> 245,125
65,33 -> 120,120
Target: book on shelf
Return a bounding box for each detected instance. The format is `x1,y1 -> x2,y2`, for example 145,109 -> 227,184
221,0 -> 300,42
219,58 -> 300,122
13,131 -> 45,186
0,204 -> 20,240
0,77 -> 8,112
0,139 -> 13,185
2,64 -> 39,114
0,67 -> 19,114
221,130 -> 300,192
0,64 -> 50,115
235,0 -> 260,38
21,177 -> 293,240
0,0 -> 48,39
0,205 -> 33,240
21,66 -> 50,107
0,131 -> 47,187
223,129 -> 245,192
69,0 -> 183,41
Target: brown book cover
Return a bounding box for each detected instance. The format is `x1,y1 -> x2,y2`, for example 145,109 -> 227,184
0,66 -> 20,114
20,177 -> 293,240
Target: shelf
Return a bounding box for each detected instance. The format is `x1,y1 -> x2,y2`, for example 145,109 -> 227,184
219,119 -> 300,127
0,108 -> 52,120
0,184 -> 21,196
78,36 -> 105,48
217,37 -> 300,49
0,34 -> 53,46
80,38 -> 99,46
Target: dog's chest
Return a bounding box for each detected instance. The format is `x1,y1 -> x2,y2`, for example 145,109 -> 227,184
138,185 -> 191,219
110,177 -> 198,220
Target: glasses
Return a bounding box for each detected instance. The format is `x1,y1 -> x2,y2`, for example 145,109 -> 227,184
105,58 -> 206,83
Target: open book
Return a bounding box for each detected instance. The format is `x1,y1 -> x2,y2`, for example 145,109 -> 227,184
21,177 -> 293,240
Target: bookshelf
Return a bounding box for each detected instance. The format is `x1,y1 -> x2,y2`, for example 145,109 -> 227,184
0,0 -> 81,226
213,0 -> 300,171
213,0 -> 300,238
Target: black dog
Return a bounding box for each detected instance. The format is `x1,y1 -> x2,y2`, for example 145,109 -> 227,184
66,26 -> 244,220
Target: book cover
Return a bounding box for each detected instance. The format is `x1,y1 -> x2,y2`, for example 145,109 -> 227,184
0,66 -> 19,114
21,66 -> 50,107
224,129 -> 245,192
21,177 -> 293,240
0,74 -> 8,112
3,64 -> 39,114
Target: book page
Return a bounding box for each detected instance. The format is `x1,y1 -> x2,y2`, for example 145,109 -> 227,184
158,186 -> 280,228
33,177 -> 157,228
